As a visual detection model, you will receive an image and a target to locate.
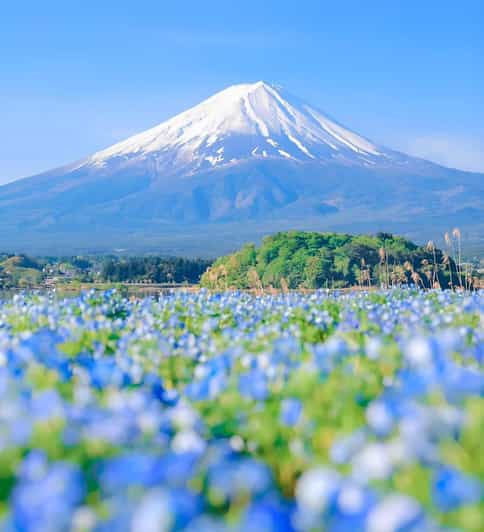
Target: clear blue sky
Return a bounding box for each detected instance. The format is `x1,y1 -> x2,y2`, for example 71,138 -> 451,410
1,0 -> 483,184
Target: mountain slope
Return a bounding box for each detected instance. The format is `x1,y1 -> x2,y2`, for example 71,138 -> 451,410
0,81 -> 483,255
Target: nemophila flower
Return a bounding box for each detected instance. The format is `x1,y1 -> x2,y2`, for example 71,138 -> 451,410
242,498 -> 295,532
324,487 -> 377,532
185,376 -> 212,401
100,453 -> 162,493
366,401 -> 394,436
172,429 -> 206,454
432,466 -> 483,511
71,505 -> 97,531
208,457 -> 272,501
312,336 -> 351,373
89,357 -> 131,389
442,362 -> 484,399
0,288 -> 483,529
366,337 -> 383,360
166,487 -> 203,530
280,398 -> 303,426
295,467 -> 341,515
11,452 -> 85,532
130,488 -> 173,532
15,329 -> 71,379
403,337 -> 436,368
17,450 -> 48,480
337,483 -> 375,516
186,356 -> 229,401
352,443 -> 394,481
182,516 -> 229,532
143,372 -> 175,404
330,430 -> 367,465
31,389 -> 64,420
169,402 -> 200,431
365,495 -> 426,532
154,452 -> 200,487
239,370 -> 268,401
0,383 -> 33,447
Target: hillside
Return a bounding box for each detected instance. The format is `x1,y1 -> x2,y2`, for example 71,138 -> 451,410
0,255 -> 43,288
201,231 -> 459,290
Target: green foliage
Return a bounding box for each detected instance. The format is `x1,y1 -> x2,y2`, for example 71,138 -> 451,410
101,256 -> 212,283
201,231 -> 451,289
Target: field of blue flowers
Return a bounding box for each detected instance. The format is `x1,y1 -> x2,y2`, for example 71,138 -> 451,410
0,289 -> 483,531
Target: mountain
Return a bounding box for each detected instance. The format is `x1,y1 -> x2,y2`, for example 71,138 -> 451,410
0,81 -> 483,256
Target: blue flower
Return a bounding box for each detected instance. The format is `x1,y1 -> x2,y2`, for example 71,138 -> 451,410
280,398 -> 302,426
99,453 -> 161,493
208,457 -> 272,501
242,498 -> 296,532
12,453 -> 85,532
239,370 -> 268,401
432,466 -> 483,510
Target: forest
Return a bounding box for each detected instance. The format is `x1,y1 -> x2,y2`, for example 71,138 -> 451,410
100,256 -> 212,284
201,231 -> 472,290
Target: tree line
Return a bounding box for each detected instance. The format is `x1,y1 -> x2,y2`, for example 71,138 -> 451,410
101,256 -> 212,284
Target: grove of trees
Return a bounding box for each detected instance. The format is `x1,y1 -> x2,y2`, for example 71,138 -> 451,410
101,256 -> 212,284
201,231 -> 466,290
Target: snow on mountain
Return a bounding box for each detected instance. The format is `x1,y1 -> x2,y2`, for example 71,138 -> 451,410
87,81 -> 393,176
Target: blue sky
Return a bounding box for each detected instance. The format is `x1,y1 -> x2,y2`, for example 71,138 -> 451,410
1,0 -> 483,184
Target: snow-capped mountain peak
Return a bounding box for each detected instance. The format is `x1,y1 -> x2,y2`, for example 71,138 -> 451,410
1,80 -> 482,255
88,81 -> 389,176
